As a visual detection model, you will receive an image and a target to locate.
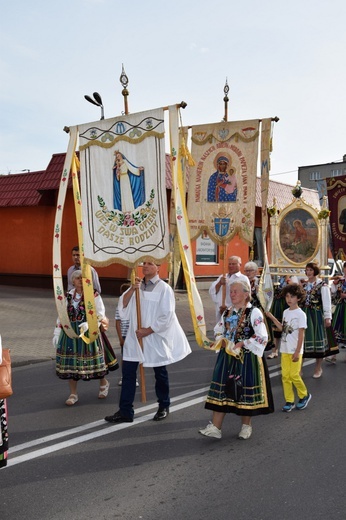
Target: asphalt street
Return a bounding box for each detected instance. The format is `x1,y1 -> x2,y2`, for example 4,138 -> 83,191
1,285 -> 346,519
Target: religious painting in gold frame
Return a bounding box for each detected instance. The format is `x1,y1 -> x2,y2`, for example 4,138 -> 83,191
278,208 -> 319,264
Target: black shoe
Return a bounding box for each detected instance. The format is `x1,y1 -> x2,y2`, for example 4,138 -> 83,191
104,410 -> 133,423
153,407 -> 169,421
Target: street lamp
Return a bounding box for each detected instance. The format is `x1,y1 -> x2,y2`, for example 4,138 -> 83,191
84,92 -> 104,120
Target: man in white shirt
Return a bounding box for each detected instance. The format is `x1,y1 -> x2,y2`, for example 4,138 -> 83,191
67,246 -> 101,294
209,255 -> 250,321
104,261 -> 191,423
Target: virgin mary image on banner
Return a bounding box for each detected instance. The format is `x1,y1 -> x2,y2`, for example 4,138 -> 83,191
113,150 -> 145,212
207,152 -> 237,202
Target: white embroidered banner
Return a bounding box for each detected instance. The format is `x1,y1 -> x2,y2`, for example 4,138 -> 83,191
187,120 -> 260,245
259,118 -> 274,312
77,108 -> 170,267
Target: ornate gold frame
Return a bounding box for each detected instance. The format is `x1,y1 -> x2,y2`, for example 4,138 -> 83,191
269,195 -> 329,278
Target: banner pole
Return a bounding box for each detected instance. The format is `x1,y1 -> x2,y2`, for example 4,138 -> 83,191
221,243 -> 227,309
131,268 -> 147,403
119,68 -> 146,401
223,78 -> 229,122
120,64 -> 130,115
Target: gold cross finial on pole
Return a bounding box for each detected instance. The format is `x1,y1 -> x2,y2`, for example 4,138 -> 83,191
120,63 -> 129,115
223,78 -> 229,122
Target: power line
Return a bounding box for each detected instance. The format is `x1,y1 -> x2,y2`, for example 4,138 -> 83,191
270,169 -> 298,176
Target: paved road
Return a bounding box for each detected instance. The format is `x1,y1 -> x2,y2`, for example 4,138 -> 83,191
2,285 -> 346,519
0,285 -> 217,366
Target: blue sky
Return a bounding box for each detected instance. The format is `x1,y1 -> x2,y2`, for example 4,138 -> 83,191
1,0 -> 346,185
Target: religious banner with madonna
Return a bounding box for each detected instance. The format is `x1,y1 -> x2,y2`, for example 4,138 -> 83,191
187,119 -> 260,245
78,107 -> 170,267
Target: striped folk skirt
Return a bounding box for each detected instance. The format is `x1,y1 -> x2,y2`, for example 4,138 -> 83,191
56,321 -> 110,381
303,307 -> 339,358
0,399 -> 8,468
332,301 -> 346,346
205,348 -> 274,417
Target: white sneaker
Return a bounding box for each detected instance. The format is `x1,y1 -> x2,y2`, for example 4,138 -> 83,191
238,424 -> 252,440
199,422 -> 222,439
136,379 -> 139,387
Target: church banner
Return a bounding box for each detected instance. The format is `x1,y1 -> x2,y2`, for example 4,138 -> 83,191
326,174 -> 346,258
259,118 -> 274,312
187,119 -> 260,245
77,108 -> 170,267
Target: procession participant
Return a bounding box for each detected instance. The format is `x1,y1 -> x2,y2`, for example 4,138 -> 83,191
209,255 -> 250,321
301,262 -> 338,378
115,283 -> 139,387
54,270 -> 117,405
67,246 -> 101,294
244,261 -> 275,352
105,261 -> 191,423
199,280 -> 274,441
266,283 -> 311,412
266,274 -> 298,359
66,246 -> 117,372
0,336 -> 9,468
329,261 -> 346,359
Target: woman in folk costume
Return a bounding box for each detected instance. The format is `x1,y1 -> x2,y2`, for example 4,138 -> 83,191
0,336 -> 9,468
53,270 -> 118,406
199,280 -> 274,441
302,262 -> 338,378
329,261 -> 346,356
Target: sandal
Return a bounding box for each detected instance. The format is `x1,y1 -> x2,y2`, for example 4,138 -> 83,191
267,352 -> 278,359
65,394 -> 78,406
98,380 -> 110,399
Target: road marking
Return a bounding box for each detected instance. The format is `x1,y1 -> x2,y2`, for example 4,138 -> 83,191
7,359 -> 315,467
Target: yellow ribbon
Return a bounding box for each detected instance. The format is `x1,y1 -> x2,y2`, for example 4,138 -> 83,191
71,153 -> 100,343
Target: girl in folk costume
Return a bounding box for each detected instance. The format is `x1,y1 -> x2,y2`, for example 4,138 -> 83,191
199,280 -> 274,441
302,262 -> 338,378
53,270 -> 118,406
330,261 -> 346,356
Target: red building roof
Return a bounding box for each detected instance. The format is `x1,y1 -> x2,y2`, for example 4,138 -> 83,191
0,153 -> 71,207
255,177 -> 320,209
0,170 -> 46,206
0,152 -> 320,210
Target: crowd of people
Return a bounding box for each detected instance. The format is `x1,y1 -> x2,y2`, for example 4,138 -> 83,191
48,251 -> 346,443
2,251 -> 344,468
199,256 -> 345,440
51,252 -> 345,435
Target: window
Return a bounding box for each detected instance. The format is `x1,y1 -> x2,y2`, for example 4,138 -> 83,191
330,169 -> 342,177
309,171 -> 321,180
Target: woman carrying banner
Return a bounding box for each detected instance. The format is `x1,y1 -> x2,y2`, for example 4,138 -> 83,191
199,280 -> 274,441
53,270 -> 118,405
302,262 -> 338,377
